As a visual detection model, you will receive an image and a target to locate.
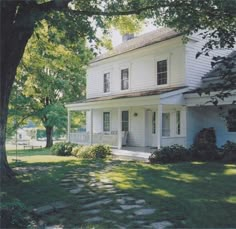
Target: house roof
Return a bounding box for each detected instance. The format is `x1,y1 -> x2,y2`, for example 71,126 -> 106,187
67,86 -> 187,105
91,27 -> 180,63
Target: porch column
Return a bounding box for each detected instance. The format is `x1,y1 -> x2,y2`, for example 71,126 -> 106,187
67,110 -> 71,142
117,108 -> 122,149
157,104 -> 163,149
89,109 -> 93,145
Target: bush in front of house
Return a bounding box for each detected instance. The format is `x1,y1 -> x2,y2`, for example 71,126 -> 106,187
50,142 -> 77,156
190,127 -> 219,161
220,141 -> 236,163
73,144 -> 111,159
149,144 -> 190,164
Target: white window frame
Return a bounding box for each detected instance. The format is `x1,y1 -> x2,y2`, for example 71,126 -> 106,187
155,55 -> 170,87
121,110 -> 129,131
103,112 -> 111,132
162,112 -> 170,137
119,63 -> 131,91
103,72 -> 110,93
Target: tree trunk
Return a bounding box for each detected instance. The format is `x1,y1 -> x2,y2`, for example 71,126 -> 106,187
0,2 -> 35,180
45,126 -> 53,148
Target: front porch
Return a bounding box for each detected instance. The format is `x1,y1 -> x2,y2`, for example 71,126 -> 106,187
66,88 -> 188,149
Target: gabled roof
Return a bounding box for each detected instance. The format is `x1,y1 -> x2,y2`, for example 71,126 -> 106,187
91,27 -> 180,63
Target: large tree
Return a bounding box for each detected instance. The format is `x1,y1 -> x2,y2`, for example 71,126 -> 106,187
9,20 -> 91,147
1,0 -> 235,180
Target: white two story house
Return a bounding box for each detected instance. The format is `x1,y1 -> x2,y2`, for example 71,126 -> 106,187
65,27 -> 236,150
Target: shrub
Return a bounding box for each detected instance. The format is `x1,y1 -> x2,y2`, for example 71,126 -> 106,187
0,197 -> 35,228
190,128 -> 218,161
190,143 -> 219,161
220,141 -> 236,163
75,144 -> 111,159
149,145 -> 190,164
50,142 -> 77,156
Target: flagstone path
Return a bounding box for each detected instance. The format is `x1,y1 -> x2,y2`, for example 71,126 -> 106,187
45,161 -> 173,228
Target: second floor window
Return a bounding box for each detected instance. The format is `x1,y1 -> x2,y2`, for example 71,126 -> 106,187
121,68 -> 129,90
104,73 -> 110,93
157,60 -> 167,85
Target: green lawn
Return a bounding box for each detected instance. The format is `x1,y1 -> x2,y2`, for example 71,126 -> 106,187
2,149 -> 236,228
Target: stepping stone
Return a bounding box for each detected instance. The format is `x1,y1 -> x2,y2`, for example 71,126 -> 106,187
151,221 -> 173,229
134,208 -> 156,216
51,201 -> 71,210
61,178 -> 74,182
69,187 -> 82,194
120,205 -> 141,210
76,184 -> 85,188
124,197 -> 135,201
84,216 -> 104,223
100,178 -> 112,184
77,178 -> 88,182
136,199 -> 146,205
82,199 -> 112,209
45,225 -> 63,229
116,199 -> 126,205
110,209 -> 123,214
81,209 -> 101,215
33,205 -> 54,215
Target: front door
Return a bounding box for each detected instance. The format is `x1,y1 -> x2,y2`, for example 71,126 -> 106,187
145,110 -> 157,147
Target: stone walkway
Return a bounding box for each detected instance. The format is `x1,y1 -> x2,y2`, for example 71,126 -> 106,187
46,161 -> 173,228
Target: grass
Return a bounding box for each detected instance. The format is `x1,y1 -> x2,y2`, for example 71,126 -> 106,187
2,148 -> 236,228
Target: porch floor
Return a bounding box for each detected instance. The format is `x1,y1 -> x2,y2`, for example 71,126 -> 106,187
111,146 -> 156,162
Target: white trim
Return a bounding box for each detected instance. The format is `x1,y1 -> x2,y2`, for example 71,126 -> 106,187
155,54 -> 170,87
157,104 -> 163,149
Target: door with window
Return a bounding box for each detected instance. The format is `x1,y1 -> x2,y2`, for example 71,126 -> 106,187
146,110 -> 157,147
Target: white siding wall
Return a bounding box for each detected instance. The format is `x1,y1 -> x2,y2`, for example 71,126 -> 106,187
185,39 -> 233,88
186,106 -> 236,147
87,37 -> 186,99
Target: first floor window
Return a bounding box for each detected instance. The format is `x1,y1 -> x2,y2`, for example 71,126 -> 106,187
176,111 -> 181,135
122,111 -> 129,131
162,113 -> 170,136
157,60 -> 167,85
103,112 -> 110,132
152,112 -> 156,134
227,109 -> 236,132
104,72 -> 110,93
121,68 -> 129,90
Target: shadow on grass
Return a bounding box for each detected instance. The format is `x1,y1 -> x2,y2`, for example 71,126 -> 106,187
106,161 -> 236,227
2,158 -> 236,228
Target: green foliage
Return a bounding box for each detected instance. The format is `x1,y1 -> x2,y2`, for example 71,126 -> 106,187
220,141 -> 236,163
149,145 -> 190,164
50,142 -> 77,156
190,144 -> 219,162
0,195 -> 35,228
72,144 -> 111,159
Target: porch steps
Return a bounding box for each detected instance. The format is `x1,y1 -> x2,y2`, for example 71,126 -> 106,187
111,147 -> 153,162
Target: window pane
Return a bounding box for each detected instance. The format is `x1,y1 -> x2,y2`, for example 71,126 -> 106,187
122,111 -> 129,131
157,60 -> 167,85
104,73 -> 110,93
162,113 -> 170,136
121,68 -> 129,90
103,112 -> 110,132
152,112 -> 156,134
176,111 -> 181,135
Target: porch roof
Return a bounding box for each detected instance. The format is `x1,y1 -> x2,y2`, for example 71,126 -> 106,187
65,86 -> 188,110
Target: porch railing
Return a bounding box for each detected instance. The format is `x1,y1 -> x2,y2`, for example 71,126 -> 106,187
69,132 -> 118,147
